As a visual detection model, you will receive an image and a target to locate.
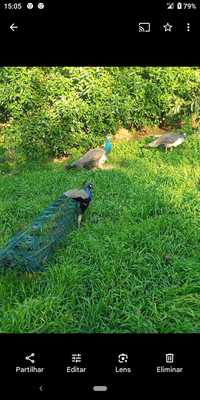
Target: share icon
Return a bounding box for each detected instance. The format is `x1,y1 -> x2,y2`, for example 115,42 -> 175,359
25,353 -> 35,364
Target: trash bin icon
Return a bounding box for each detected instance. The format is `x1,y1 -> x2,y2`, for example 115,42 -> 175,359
166,353 -> 174,363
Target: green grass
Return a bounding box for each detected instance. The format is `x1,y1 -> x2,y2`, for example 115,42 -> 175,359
1,134 -> 200,333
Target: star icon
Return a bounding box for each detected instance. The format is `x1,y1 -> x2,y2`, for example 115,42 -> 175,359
163,22 -> 173,31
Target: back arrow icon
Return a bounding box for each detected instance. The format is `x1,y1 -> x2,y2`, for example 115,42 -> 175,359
10,23 -> 18,31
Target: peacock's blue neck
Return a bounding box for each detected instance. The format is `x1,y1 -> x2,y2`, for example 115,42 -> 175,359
104,139 -> 112,154
85,187 -> 93,200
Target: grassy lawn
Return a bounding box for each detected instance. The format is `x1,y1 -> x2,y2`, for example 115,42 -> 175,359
1,133 -> 200,333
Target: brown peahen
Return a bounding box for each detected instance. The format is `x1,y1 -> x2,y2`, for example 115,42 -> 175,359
145,132 -> 187,152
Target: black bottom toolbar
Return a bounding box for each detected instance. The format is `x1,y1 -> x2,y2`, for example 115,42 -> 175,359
0,334 -> 197,394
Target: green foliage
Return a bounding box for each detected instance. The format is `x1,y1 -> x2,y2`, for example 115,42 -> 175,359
0,67 -> 200,159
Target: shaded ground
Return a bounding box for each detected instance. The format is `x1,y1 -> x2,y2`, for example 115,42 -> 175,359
113,127 -> 170,143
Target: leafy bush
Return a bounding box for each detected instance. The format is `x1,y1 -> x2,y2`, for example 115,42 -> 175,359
0,67 -> 200,159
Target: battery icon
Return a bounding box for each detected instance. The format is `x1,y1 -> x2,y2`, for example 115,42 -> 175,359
177,2 -> 182,9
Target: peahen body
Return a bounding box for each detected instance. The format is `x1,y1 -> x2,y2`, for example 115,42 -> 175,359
65,136 -> 112,170
0,183 -> 93,272
145,132 -> 187,152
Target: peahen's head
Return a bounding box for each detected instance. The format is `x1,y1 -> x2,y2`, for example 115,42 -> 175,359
104,136 -> 112,154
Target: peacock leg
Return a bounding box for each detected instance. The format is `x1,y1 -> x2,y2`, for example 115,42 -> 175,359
24,272 -> 36,279
77,214 -> 82,229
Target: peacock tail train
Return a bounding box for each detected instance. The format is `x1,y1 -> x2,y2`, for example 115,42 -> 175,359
0,194 -> 81,272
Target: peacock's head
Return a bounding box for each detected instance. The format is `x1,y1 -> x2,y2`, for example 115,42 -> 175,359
106,135 -> 111,141
83,181 -> 93,191
87,183 -> 93,191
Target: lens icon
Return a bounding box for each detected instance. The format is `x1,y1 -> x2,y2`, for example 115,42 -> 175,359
38,3 -> 45,9
27,3 -> 34,9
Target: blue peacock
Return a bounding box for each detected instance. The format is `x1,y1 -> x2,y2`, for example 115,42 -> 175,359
0,183 -> 93,272
65,135 -> 112,170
